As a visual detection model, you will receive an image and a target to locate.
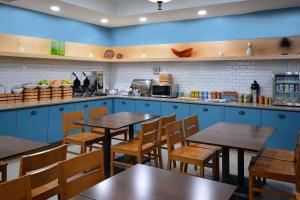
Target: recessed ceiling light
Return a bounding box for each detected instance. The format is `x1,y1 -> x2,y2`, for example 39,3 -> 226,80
198,10 -> 207,16
50,6 -> 60,12
139,17 -> 147,22
101,18 -> 109,24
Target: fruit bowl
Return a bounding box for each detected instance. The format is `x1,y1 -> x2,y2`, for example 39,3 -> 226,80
51,84 -> 62,88
171,48 -> 193,57
38,85 -> 50,89
22,83 -> 37,89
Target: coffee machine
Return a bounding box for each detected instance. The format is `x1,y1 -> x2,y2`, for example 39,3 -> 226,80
90,71 -> 106,96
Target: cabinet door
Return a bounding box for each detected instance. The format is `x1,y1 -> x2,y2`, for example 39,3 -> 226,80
135,100 -> 161,130
114,99 -> 136,113
0,110 -> 16,136
48,104 -> 75,143
161,102 -> 190,120
262,110 -> 300,150
224,107 -> 261,126
190,104 -> 223,130
94,99 -> 113,114
16,107 -> 49,143
74,101 -> 96,120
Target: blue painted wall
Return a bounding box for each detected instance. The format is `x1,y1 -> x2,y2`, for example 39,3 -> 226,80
110,7 -> 300,46
1,4 -> 300,47
0,4 -> 110,46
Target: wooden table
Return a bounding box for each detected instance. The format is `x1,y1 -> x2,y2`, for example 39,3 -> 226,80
186,122 -> 275,187
0,135 -> 47,161
75,112 -> 160,177
78,164 -> 237,200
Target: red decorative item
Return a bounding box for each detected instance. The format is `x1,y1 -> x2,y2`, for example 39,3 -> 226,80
171,48 -> 193,57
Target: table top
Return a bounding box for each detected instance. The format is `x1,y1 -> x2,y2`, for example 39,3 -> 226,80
79,164 -> 236,200
0,135 -> 47,160
75,112 -> 160,130
186,122 -> 275,152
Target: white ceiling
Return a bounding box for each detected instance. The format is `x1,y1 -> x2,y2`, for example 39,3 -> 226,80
2,0 -> 300,27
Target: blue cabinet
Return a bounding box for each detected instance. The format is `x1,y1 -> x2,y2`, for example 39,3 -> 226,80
48,103 -> 75,143
0,110 -> 16,136
114,99 -> 136,113
262,110 -> 300,150
74,101 -> 96,119
190,104 -> 223,130
135,100 -> 161,130
161,102 -> 190,120
16,107 -> 49,143
94,99 -> 113,114
224,107 -> 261,126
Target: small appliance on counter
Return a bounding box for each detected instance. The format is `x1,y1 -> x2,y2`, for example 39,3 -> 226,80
273,72 -> 300,106
130,79 -> 154,96
151,84 -> 179,98
251,80 -> 260,103
90,71 -> 107,96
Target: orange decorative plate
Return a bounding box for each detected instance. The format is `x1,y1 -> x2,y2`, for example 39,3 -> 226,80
171,48 -> 193,57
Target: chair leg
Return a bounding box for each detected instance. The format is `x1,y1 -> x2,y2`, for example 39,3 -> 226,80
124,132 -> 128,141
194,165 -> 198,171
137,155 -> 143,164
173,160 -> 177,168
249,173 -> 254,200
179,162 -> 184,172
199,164 -> 204,178
80,145 -> 84,154
89,145 -> 93,152
153,149 -> 159,168
213,153 -> 220,181
110,151 -> 115,176
158,148 -> 163,169
167,159 -> 172,170
184,163 -> 188,173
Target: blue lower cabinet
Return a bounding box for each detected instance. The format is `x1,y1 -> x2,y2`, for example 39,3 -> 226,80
74,101 -> 96,120
94,99 -> 113,114
224,107 -> 261,126
16,107 -> 49,143
161,102 -> 190,120
190,104 -> 223,130
0,110 -> 16,136
135,100 -> 161,130
114,99 -> 136,113
48,104 -> 75,143
262,110 -> 300,150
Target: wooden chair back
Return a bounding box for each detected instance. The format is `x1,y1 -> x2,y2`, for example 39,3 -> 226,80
296,143 -> 300,192
165,120 -> 185,153
183,115 -> 200,138
58,149 -> 104,200
158,114 -> 176,143
62,111 -> 86,138
89,107 -> 107,132
139,120 -> 160,152
20,145 -> 67,189
294,132 -> 300,164
0,175 -> 31,200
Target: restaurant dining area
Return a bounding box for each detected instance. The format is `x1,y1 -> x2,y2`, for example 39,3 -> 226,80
1,0 -> 300,200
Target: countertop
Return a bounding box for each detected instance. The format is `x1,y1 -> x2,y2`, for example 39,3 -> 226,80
0,95 -> 300,112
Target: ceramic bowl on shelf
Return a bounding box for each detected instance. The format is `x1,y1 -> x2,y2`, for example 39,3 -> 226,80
22,83 -> 37,89
12,87 -> 24,94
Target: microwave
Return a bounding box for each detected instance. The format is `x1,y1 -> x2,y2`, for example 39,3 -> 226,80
151,84 -> 179,98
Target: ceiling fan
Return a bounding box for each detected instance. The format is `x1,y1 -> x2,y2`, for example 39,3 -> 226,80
148,0 -> 172,11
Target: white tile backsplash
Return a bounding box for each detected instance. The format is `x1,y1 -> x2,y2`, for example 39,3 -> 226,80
1,57 -> 300,97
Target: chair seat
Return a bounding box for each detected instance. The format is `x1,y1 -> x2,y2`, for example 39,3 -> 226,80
259,148 -> 295,162
170,146 -> 216,165
111,138 -> 156,155
92,127 -> 127,137
64,132 -> 104,145
296,193 -> 300,200
188,142 -> 222,151
249,157 -> 296,183
31,179 -> 59,200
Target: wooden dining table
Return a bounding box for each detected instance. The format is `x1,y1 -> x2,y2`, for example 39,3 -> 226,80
75,112 -> 160,177
186,122 -> 275,188
76,164 -> 237,200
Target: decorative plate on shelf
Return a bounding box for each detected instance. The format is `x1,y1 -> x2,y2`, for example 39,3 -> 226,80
116,53 -> 123,59
104,49 -> 115,59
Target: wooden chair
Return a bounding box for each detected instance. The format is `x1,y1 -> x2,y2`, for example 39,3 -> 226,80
157,114 -> 176,169
89,107 -> 128,141
58,149 -> 104,200
183,115 -> 221,180
111,119 -> 160,176
249,143 -> 300,200
0,175 -> 32,200
0,161 -> 8,183
296,192 -> 300,200
19,145 -> 67,200
165,120 -> 218,179
62,111 -> 104,154
259,131 -> 300,162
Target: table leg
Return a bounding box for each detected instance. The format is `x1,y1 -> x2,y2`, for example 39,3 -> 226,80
103,128 -> 111,178
129,124 -> 134,139
222,147 -> 230,182
238,149 -> 245,186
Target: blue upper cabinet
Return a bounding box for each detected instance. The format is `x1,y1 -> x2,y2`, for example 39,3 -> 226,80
48,103 -> 75,143
114,99 -> 136,113
224,107 -> 261,126
94,99 -> 113,114
74,101 -> 96,120
16,107 -> 49,143
190,104 -> 223,130
135,100 -> 161,130
161,102 -> 190,120
262,110 -> 300,150
0,110 -> 16,136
